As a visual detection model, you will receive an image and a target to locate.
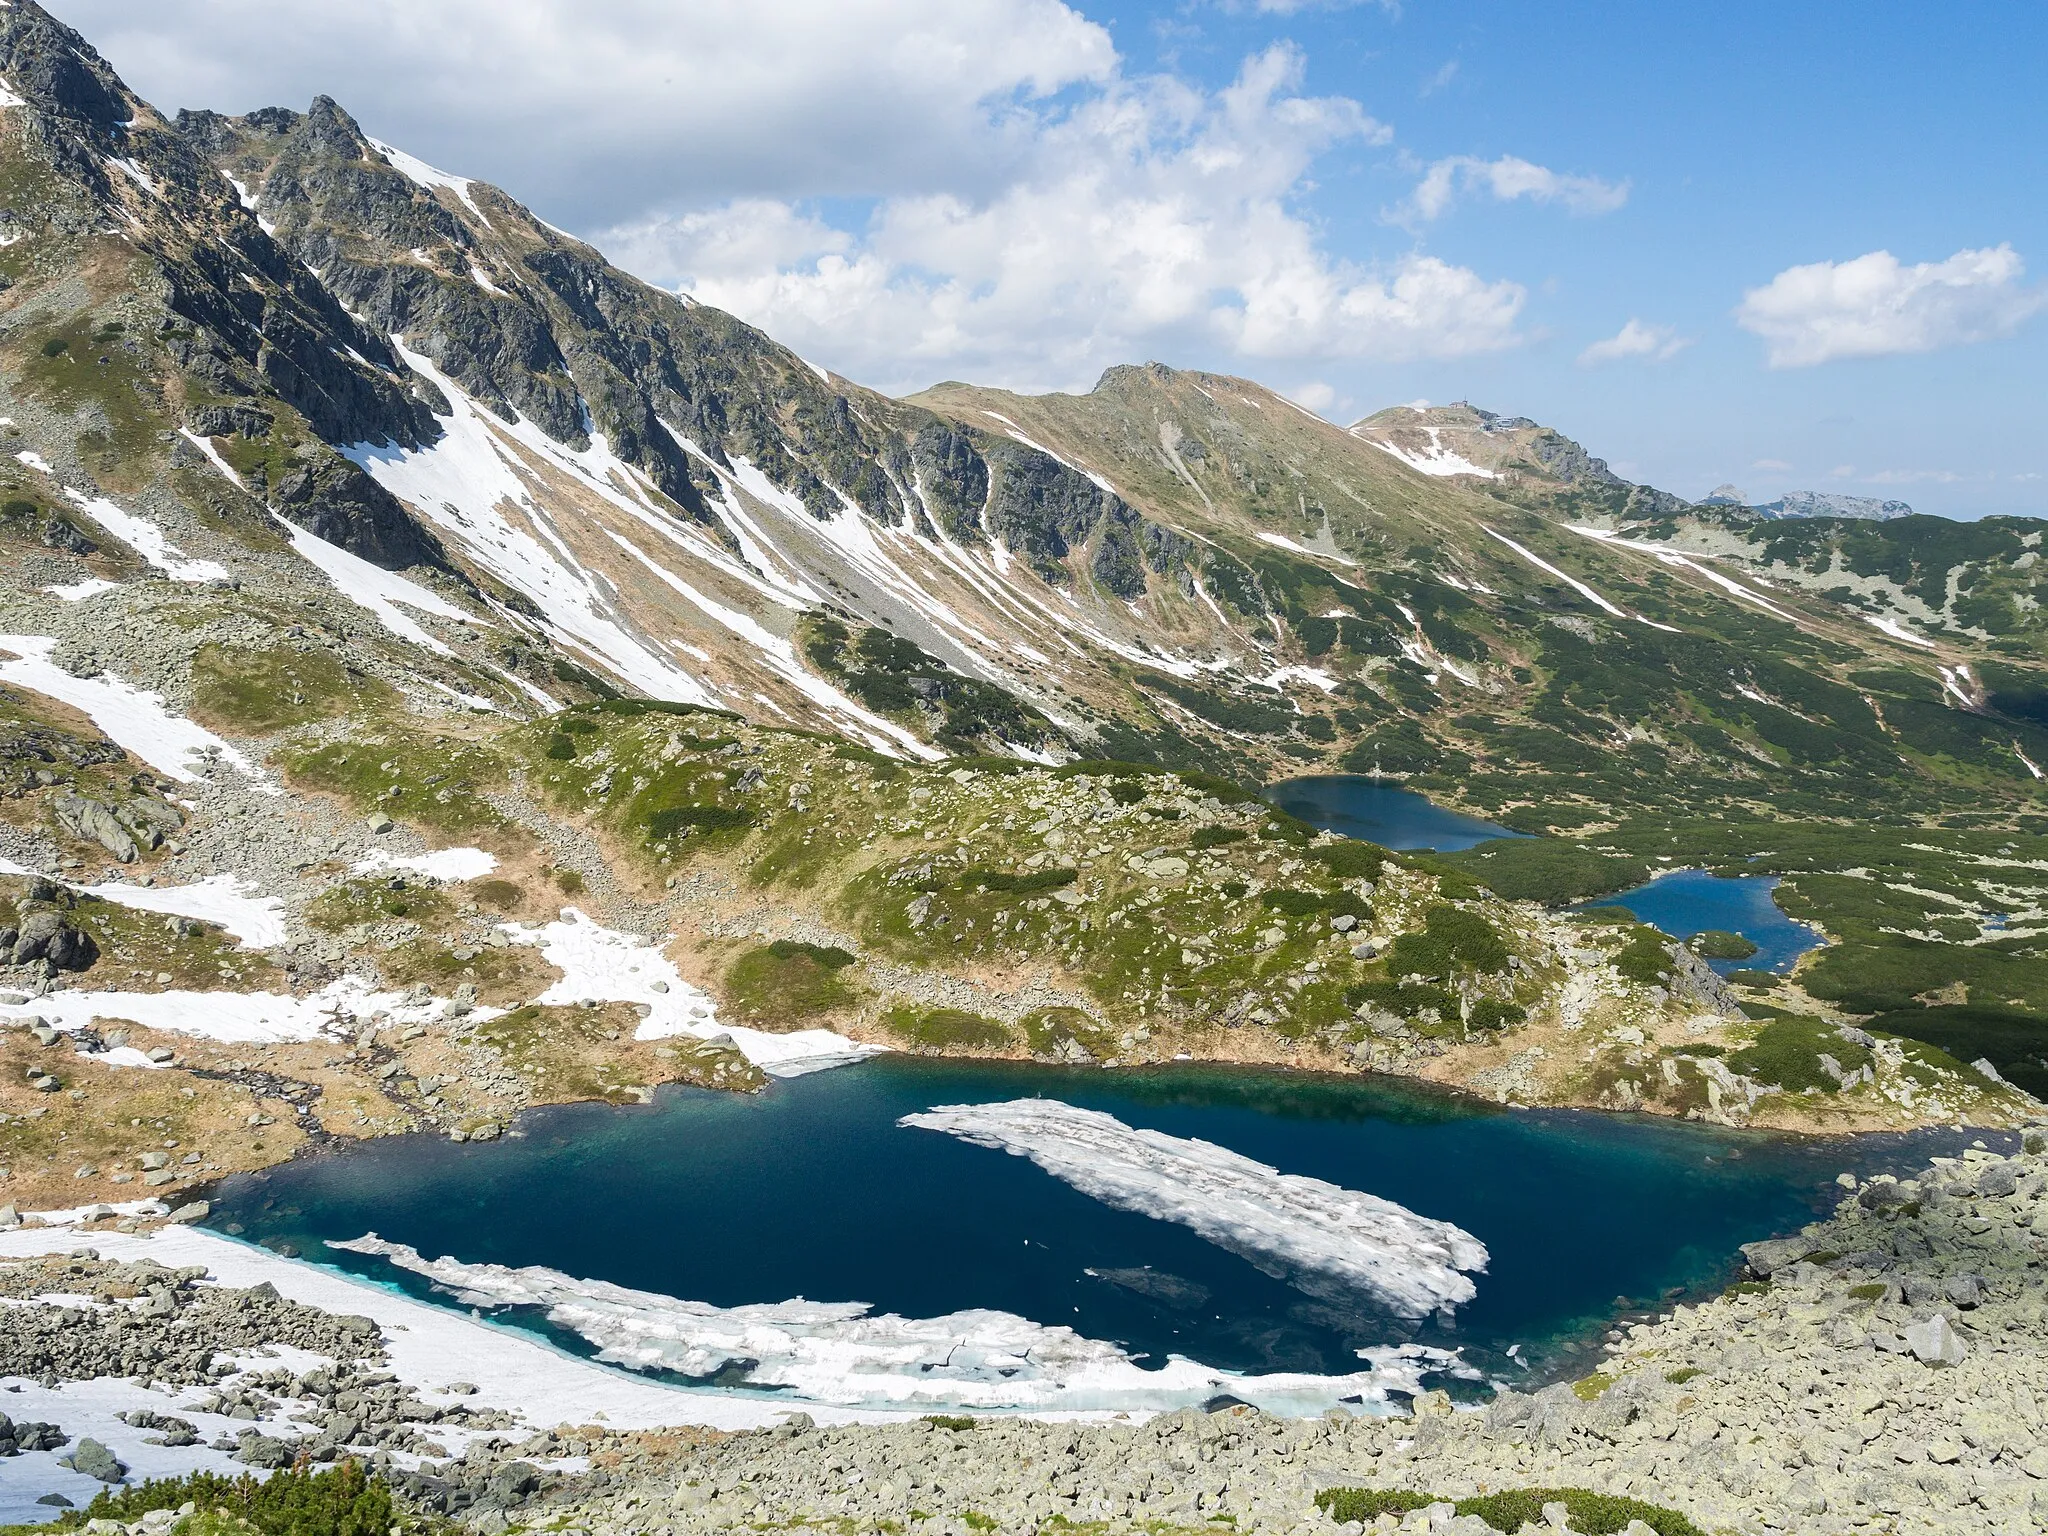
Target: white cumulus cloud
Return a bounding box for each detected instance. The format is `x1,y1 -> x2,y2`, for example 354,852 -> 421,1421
1397,154 -> 1629,225
48,0 -> 1120,227
1735,244 -> 2048,368
58,0 -> 1532,395
607,47 -> 1528,393
1578,318 -> 1689,366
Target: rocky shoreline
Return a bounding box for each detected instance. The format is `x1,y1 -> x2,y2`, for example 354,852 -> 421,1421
0,1129 -> 2044,1534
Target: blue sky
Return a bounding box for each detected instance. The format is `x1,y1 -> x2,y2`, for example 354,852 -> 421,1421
1087,0 -> 2047,515
60,0 -> 2048,516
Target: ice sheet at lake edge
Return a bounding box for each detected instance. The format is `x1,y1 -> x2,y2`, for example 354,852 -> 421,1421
333,1235 -> 1465,1416
901,1100 -> 1487,1318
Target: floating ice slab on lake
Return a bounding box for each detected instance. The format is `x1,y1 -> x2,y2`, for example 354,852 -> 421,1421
500,908 -> 884,1077
334,1235 -> 1466,1417
902,1100 -> 1487,1318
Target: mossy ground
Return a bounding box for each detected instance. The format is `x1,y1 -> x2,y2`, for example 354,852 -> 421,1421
724,940 -> 859,1029
282,731 -> 518,843
466,1003 -> 764,1100
191,642 -> 398,735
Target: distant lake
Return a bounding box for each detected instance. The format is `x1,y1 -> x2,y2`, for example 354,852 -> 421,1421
1582,869 -> 1825,974
1267,777 -> 1526,852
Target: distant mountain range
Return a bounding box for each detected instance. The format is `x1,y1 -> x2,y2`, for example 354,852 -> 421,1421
1700,485 -> 1917,521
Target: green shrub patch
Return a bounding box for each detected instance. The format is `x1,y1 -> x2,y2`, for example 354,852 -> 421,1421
1260,888 -> 1372,922
1316,1485 -> 1701,1536
726,940 -> 859,1027
63,1462 -> 398,1536
1469,998 -> 1527,1031
1729,1016 -> 1871,1094
1387,905 -> 1509,979
1313,1489 -> 1439,1522
1863,1004 -> 2048,1097
1690,929 -> 1758,960
960,866 -> 1078,893
648,804 -> 755,839
1454,1487 -> 1703,1536
1305,839 -> 1389,880
885,1006 -> 1010,1049
1610,928 -> 1676,987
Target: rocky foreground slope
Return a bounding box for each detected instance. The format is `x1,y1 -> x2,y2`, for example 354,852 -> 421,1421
9,1133 -> 2048,1536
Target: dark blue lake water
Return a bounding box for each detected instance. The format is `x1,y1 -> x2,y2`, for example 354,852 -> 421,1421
1266,777 -> 1524,852
1583,870 -> 1825,974
1267,776 -> 1821,974
206,1057 -> 1954,1411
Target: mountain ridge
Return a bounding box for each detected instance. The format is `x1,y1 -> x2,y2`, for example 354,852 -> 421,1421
0,0 -> 2038,1164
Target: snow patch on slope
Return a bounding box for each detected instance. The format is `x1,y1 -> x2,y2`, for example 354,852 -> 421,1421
0,859 -> 286,949
60,490 -> 228,584
341,345 -> 716,704
42,577 -> 117,601
368,137 -> 487,223
334,1236 -> 1468,1417
354,846 -> 500,882
1565,525 -> 1799,625
285,521 -> 475,658
980,411 -> 1122,498
1867,613 -> 1937,649
0,973 -> 480,1049
81,874 -> 285,949
0,635 -> 262,783
901,1100 -> 1487,1318
604,532 -> 941,761
1482,528 -> 1638,626
0,1224 -> 820,1437
1364,428 -> 1497,480
1255,531 -> 1354,566
499,909 -> 882,1077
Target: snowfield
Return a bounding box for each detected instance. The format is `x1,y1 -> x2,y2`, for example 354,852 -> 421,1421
500,909 -> 884,1077
0,974 -> 486,1052
0,635 -> 264,784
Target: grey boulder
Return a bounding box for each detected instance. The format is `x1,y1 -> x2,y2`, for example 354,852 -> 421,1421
1902,1313 -> 1968,1367
64,1437 -> 123,1482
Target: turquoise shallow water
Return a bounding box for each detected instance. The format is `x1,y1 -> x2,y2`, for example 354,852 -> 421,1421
1583,869 -> 1826,974
205,1057 -> 1961,1404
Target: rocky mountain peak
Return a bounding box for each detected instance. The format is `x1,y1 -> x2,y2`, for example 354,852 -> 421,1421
0,1 -> 130,134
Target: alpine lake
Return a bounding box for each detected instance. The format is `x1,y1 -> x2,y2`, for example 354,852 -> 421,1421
203,778 -> 1917,1415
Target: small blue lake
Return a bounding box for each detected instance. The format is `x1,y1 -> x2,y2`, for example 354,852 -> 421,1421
1266,777 -> 1821,975
1582,869 -> 1825,975
206,1058 -> 1952,1413
1267,777 -> 1526,852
